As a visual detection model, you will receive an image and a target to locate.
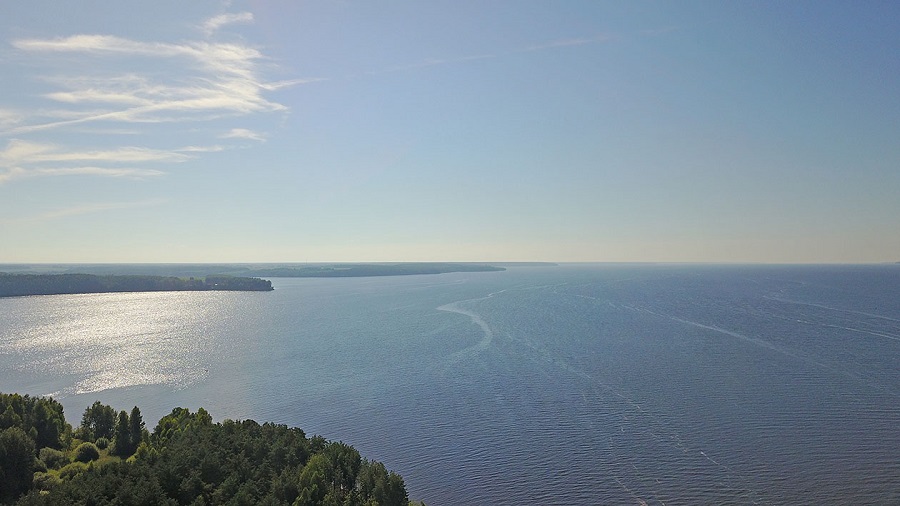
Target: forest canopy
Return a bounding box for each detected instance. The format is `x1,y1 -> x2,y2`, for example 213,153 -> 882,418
0,274 -> 273,297
245,263 -> 505,278
0,392 -> 416,506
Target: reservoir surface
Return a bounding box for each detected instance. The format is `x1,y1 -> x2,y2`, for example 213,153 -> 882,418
1,264 -> 898,504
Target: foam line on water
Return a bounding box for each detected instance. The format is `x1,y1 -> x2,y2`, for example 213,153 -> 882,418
819,322 -> 900,342
625,304 -> 900,399
764,296 -> 900,323
627,304 -> 832,365
436,288 -> 511,362
613,477 -> 647,505
630,305 -> 790,356
438,302 -> 494,361
770,311 -> 900,343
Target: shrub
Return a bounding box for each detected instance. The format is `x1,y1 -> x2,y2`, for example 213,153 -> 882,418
39,447 -> 69,469
32,471 -> 61,491
33,456 -> 48,473
73,442 -> 100,463
58,461 -> 88,480
95,436 -> 110,449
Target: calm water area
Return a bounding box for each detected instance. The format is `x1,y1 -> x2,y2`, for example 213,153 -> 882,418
1,264 -> 899,504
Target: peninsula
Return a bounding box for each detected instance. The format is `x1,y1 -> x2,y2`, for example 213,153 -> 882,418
0,273 -> 273,298
0,262 -> 553,296
0,261 -> 536,279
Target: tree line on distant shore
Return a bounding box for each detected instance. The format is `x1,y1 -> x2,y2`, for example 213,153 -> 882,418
0,392 -> 416,505
0,273 -> 273,297
247,263 -> 505,278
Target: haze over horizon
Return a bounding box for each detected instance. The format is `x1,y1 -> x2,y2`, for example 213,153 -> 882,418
1,1 -> 898,264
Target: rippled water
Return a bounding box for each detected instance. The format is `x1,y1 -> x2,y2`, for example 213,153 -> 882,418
1,265 -> 899,504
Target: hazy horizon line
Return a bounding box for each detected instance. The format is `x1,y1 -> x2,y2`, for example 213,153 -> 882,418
1,260 -> 897,266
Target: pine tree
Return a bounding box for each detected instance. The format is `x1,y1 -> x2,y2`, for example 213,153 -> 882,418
113,410 -> 131,457
129,406 -> 144,454
0,427 -> 36,502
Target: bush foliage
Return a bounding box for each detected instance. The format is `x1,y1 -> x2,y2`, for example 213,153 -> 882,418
38,448 -> 68,470
73,442 -> 100,463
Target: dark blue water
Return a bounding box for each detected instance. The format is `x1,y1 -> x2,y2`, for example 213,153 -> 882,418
1,264 -> 899,504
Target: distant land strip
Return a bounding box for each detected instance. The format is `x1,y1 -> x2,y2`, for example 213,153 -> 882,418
247,262 -> 507,277
0,262 -> 559,278
0,273 -> 273,298
0,262 -> 559,296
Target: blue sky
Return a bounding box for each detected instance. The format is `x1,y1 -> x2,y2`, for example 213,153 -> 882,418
1,1 -> 898,263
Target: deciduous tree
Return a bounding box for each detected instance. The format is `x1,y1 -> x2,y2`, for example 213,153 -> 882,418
79,401 -> 116,441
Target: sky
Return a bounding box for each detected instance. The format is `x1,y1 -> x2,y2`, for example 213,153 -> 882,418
1,1 -> 898,263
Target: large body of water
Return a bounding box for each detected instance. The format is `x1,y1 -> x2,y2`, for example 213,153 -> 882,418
1,264 -> 899,504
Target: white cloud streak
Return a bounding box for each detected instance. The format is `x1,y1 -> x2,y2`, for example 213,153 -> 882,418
177,145 -> 226,153
6,199 -> 167,224
0,109 -> 23,128
220,128 -> 266,142
1,140 -> 188,167
6,31 -> 311,134
261,78 -> 329,90
0,140 -> 175,185
33,167 -> 166,178
201,12 -> 254,36
0,139 -> 189,167
0,14 -> 318,193
0,166 -> 165,185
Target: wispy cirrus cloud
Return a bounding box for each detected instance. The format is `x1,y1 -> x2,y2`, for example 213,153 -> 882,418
0,166 -> 163,185
0,109 -> 23,128
201,12 -> 254,36
4,33 -> 288,135
0,166 -> 165,185
31,166 -> 164,179
0,11 -> 317,192
261,78 -> 329,90
220,128 -> 266,142
0,139 -> 184,185
4,199 -> 167,224
0,139 -> 189,165
2,8 -> 322,135
176,145 -> 226,153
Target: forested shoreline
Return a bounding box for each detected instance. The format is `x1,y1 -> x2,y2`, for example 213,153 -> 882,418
0,274 -> 273,298
0,392 -> 416,505
0,262 -> 537,279
246,263 -> 505,277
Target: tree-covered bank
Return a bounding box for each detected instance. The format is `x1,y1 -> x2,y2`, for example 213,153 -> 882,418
0,392 -> 417,506
246,263 -> 504,278
0,274 -> 273,298
0,262 -> 536,279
